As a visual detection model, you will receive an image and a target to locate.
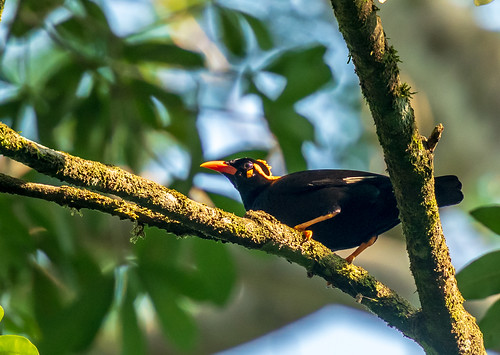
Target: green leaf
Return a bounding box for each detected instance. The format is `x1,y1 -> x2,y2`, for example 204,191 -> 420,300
0,197 -> 35,283
120,276 -> 146,355
81,0 -> 112,31
470,205 -> 500,235
37,272 -> 114,354
263,101 -> 314,171
129,79 -> 191,127
10,0 -> 65,37
248,46 -> 332,171
32,265 -> 64,331
217,7 -> 246,57
456,250 -> 500,299
24,199 -> 73,266
241,13 -> 273,50
474,0 -> 494,5
0,96 -> 24,123
136,234 -> 208,303
122,42 -> 204,67
0,335 -> 39,355
145,262 -> 208,301
36,60 -> 84,131
73,89 -> 110,161
479,297 -> 500,348
0,304 -> 38,355
192,239 -> 236,305
54,1 -> 117,59
138,268 -> 197,351
135,228 -> 183,266
263,45 -> 332,103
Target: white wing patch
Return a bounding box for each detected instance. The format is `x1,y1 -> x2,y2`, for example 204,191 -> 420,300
343,176 -> 379,184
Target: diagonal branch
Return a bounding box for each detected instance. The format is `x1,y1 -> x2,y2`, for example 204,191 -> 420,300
0,172 -> 196,238
329,0 -> 484,353
0,122 -> 425,343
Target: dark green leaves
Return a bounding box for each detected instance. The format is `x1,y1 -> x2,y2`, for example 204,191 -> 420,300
456,250 -> 500,300
191,238 -> 236,305
10,0 -> 65,37
2,0 -> 206,173
263,103 -> 314,171
54,0 -> 117,58
458,205 -> 500,299
478,298 -> 500,348
214,6 -> 274,56
135,232 -> 236,306
120,278 -> 146,355
470,205 -> 500,235
251,45 -> 333,171
217,8 -> 246,57
34,257 -> 115,354
139,268 -> 198,351
242,13 -> 273,50
264,46 -> 331,103
133,229 -> 236,351
122,42 -> 204,67
457,205 -> 500,349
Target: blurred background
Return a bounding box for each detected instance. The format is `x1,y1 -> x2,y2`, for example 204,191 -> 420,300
0,0 -> 499,354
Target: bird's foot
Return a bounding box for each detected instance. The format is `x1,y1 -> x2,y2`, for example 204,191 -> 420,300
344,236 -> 378,264
301,229 -> 313,241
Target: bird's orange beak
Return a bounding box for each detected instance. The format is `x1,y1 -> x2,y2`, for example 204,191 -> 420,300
200,161 -> 237,175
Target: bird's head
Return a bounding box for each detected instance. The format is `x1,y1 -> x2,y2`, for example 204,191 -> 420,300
200,158 -> 280,208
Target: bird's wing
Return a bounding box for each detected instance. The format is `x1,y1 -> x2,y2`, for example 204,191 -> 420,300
270,170 -> 388,194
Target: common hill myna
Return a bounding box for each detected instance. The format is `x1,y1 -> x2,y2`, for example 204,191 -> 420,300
201,158 -> 463,263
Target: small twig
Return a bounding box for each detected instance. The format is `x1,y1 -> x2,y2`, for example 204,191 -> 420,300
424,124 -> 444,152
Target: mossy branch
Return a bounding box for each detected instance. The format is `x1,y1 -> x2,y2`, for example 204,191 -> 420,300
329,0 -> 484,353
0,122 -> 426,341
0,0 -> 4,22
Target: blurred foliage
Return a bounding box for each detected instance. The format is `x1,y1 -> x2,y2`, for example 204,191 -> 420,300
470,205 -> 500,235
0,306 -> 39,355
474,0 -> 494,6
0,0 -> 339,353
457,205 -> 500,349
1,0 -> 499,353
250,45 -> 332,170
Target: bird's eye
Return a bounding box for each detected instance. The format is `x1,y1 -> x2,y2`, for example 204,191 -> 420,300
243,161 -> 254,170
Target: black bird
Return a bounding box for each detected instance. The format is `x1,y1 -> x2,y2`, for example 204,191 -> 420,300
201,158 -> 463,263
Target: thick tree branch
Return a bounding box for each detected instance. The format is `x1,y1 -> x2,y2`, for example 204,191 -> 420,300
0,122 -> 424,342
0,0 -> 4,22
329,0 -> 484,353
0,173 -> 195,238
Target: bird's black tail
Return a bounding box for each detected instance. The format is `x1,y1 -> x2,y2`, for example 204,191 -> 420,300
435,175 -> 463,207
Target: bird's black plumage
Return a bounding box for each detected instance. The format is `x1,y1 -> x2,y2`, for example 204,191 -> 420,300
201,158 -> 463,260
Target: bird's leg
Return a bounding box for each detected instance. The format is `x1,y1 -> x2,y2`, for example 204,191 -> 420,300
345,236 -> 378,264
294,209 -> 341,241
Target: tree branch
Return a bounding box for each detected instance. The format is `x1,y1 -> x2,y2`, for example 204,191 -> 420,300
329,0 -> 484,353
0,172 -> 196,238
0,122 -> 424,342
423,124 -> 444,153
0,0 -> 4,22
